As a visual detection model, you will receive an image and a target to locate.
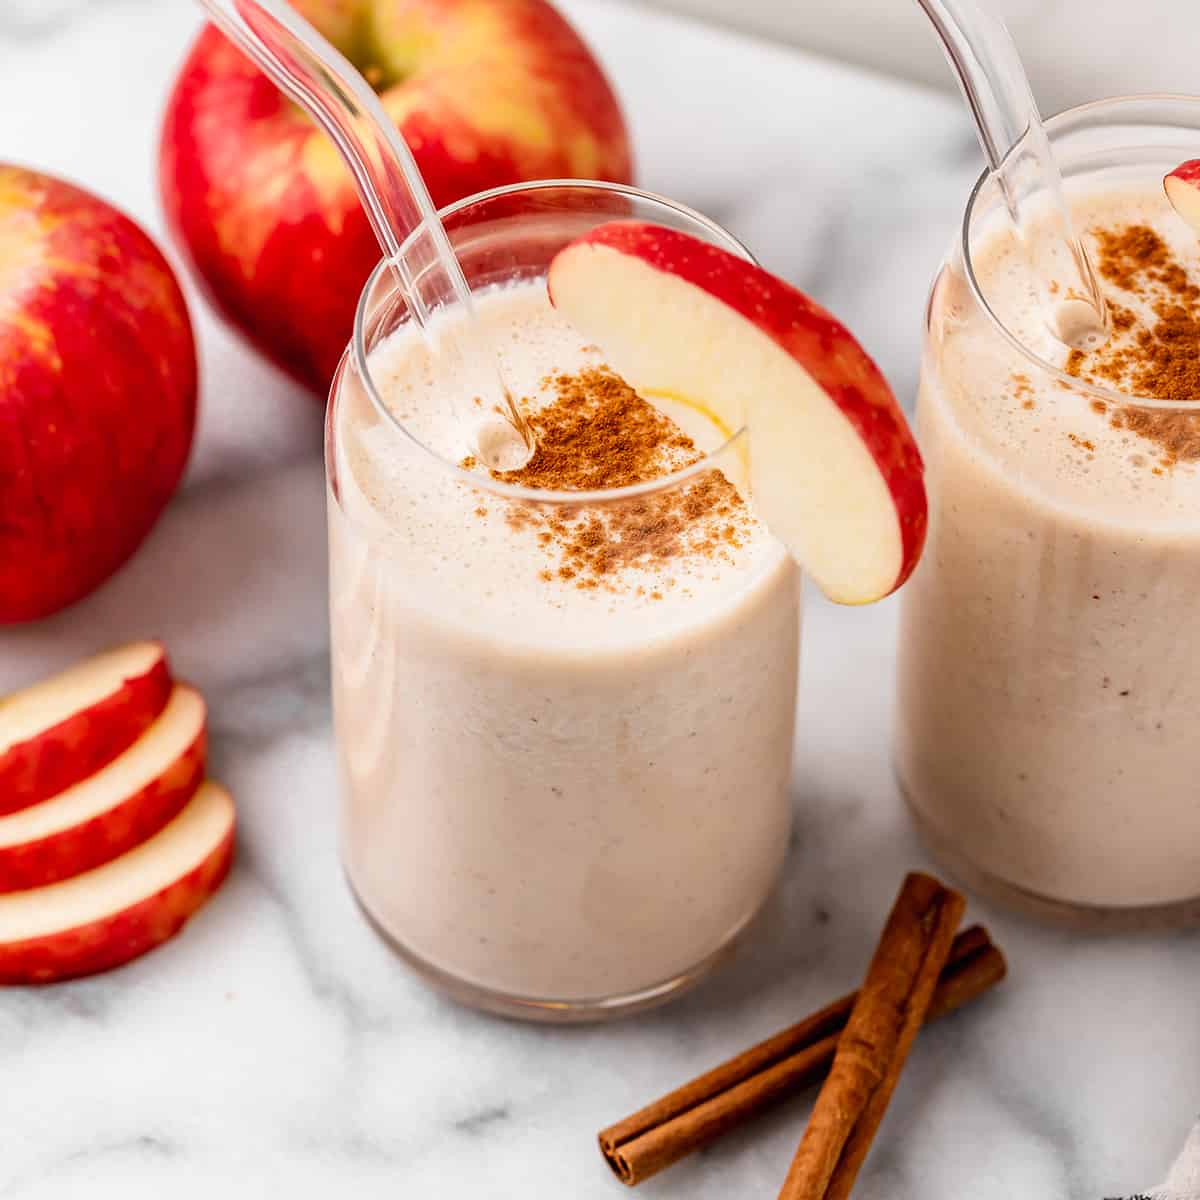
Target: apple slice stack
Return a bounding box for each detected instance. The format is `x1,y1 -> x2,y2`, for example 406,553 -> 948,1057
0,643 -> 234,984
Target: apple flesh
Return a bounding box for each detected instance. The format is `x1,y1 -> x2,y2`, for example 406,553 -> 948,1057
0,685 -> 206,893
1165,161 -> 1200,235
159,0 -> 634,394
0,166 -> 197,623
0,780 -> 234,985
0,642 -> 172,815
547,222 -> 927,604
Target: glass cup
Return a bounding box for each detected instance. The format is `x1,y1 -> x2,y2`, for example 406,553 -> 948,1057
325,181 -> 801,1020
896,96 -> 1200,928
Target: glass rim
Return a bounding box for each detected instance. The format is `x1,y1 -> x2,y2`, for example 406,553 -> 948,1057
347,178 -> 753,505
961,92 -> 1200,412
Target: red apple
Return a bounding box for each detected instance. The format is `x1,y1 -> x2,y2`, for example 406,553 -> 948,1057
547,222 -> 927,604
0,167 -> 197,624
0,685 -> 206,893
0,641 -> 172,815
0,780 -> 234,984
1165,160 -> 1200,235
159,0 -> 634,395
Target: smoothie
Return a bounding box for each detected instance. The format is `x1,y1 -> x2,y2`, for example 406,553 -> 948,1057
897,180 -> 1200,913
328,279 -> 800,1006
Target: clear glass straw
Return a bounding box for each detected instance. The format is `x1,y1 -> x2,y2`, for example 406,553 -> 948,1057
196,0 -> 529,459
915,0 -> 1108,346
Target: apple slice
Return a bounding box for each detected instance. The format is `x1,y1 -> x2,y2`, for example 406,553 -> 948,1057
1165,161 -> 1200,235
547,222 -> 926,604
0,685 -> 206,893
0,780 -> 234,984
0,642 -> 172,815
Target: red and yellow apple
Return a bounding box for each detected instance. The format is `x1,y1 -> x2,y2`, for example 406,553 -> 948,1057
0,167 -> 197,625
0,780 -> 234,984
159,0 -> 634,394
0,685 -> 207,892
548,222 -> 927,604
0,642 -> 172,814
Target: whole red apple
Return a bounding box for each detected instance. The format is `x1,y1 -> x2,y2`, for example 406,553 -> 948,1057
0,167 -> 197,625
159,0 -> 634,395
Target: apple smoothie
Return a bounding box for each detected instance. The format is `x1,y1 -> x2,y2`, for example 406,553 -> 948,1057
897,171 -> 1200,916
328,278 -> 800,1012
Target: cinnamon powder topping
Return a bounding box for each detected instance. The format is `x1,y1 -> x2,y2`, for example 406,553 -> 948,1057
1010,371 -> 1035,410
1065,223 -> 1200,462
468,367 -> 750,591
496,367 -> 694,490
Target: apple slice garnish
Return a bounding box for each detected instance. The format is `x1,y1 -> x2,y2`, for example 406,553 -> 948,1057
0,685 -> 206,893
1165,160 -> 1200,235
0,780 -> 234,985
0,642 -> 172,815
547,222 -> 926,604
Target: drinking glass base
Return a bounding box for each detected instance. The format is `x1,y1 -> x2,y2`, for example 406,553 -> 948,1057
901,783 -> 1200,932
346,870 -> 758,1023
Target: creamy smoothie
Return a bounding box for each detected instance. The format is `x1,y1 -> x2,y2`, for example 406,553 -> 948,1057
897,180 -> 1200,913
328,280 -> 799,1007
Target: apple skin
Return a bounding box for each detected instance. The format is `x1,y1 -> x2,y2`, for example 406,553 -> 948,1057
1167,159 -> 1200,186
0,799 -> 233,985
0,645 -> 172,816
0,724 -> 205,894
1165,160 -> 1200,233
0,167 -> 197,625
549,221 -> 928,596
158,0 -> 634,395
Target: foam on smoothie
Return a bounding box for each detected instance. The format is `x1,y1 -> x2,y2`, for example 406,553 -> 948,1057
333,280 -> 788,649
936,183 -> 1200,526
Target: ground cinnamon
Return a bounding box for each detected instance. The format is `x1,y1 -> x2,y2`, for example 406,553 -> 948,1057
472,367 -> 750,590
496,368 -> 695,490
1066,223 -> 1200,462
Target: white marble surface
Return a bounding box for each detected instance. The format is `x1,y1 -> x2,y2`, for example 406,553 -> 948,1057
0,2 -> 1196,1197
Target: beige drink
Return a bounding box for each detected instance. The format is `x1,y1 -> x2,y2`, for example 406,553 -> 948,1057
898,164 -> 1200,916
328,276 -> 799,1014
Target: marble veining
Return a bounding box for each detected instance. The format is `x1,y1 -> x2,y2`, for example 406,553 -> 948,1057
1,1 -> 1197,1197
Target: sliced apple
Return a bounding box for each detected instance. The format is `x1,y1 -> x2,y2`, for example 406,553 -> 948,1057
0,685 -> 206,893
1166,161 -> 1200,235
547,222 -> 927,604
0,780 -> 234,985
0,642 -> 172,815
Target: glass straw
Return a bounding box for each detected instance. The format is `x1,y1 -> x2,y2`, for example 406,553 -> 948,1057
196,0 -> 529,460
915,0 -> 1109,347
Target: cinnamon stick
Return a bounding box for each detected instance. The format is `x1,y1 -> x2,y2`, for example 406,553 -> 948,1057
777,872 -> 965,1200
598,924 -> 1003,1186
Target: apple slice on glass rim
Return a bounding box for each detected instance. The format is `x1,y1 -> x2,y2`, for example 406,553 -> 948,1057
547,223 -> 927,604
1165,160 -> 1200,235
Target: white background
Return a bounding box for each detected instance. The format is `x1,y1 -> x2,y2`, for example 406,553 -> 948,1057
640,0 -> 1200,114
